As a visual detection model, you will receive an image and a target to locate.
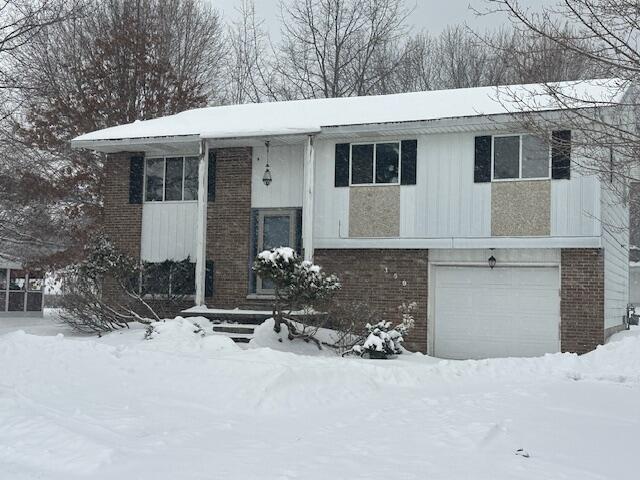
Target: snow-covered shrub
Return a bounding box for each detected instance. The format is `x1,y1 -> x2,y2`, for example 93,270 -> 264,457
346,302 -> 416,359
59,235 -> 167,334
145,318 -> 206,340
141,317 -> 239,354
253,247 -> 340,346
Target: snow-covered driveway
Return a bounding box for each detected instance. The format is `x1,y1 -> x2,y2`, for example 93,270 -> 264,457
0,318 -> 639,480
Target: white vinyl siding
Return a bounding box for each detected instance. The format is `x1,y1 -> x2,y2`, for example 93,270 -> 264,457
601,183 -> 629,329
252,144 -> 304,208
313,133 -> 601,248
141,202 -> 198,262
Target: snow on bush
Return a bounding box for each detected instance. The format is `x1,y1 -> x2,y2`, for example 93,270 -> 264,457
253,247 -> 340,346
254,247 -> 340,309
347,302 -> 416,358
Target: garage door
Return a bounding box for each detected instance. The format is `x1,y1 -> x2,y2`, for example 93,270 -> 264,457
434,266 -> 560,359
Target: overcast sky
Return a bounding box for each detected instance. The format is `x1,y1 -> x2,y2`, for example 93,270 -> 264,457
210,0 -> 557,37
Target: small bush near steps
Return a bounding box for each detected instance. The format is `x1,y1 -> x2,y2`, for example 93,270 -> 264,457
345,302 -> 416,359
253,247 -> 341,348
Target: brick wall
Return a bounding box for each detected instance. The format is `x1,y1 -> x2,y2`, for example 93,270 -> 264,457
102,152 -> 143,304
206,147 -> 272,310
314,249 -> 428,352
103,152 -> 143,257
560,248 -> 605,354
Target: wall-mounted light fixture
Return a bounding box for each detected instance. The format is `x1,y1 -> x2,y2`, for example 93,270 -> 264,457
488,255 -> 497,269
262,140 -> 272,186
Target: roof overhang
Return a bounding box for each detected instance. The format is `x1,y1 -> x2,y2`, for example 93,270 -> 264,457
71,131 -> 322,154
71,105 -> 611,155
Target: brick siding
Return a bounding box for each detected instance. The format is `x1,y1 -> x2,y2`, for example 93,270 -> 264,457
103,152 -> 143,257
560,248 -> 605,354
102,152 -> 143,304
314,249 -> 428,352
206,147 -> 272,310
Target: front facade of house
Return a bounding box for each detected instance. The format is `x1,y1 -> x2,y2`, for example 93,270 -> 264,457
76,81 -> 631,358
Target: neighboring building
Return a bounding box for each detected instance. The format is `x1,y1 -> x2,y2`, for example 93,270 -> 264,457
72,79 -> 632,359
0,255 -> 45,317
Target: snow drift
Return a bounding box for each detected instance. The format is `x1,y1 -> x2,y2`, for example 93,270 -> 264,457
0,323 -> 638,479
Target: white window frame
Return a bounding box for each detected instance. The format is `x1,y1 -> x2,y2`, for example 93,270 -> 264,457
143,156 -> 199,203
491,133 -> 551,182
349,141 -> 402,186
255,208 -> 299,295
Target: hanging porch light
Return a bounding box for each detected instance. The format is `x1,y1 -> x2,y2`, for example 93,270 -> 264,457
262,140 -> 272,186
488,255 -> 497,269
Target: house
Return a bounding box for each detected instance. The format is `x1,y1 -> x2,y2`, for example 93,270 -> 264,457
71,79 -> 632,359
0,254 -> 45,317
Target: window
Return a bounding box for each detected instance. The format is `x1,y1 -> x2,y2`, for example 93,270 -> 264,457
254,209 -> 300,294
1,269 -> 43,313
142,261 -> 196,296
26,274 -> 43,312
493,134 -> 550,180
144,156 -> 199,202
350,142 -> 400,185
0,269 -> 5,312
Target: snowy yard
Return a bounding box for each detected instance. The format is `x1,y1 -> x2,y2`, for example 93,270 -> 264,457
1,312 -> 639,479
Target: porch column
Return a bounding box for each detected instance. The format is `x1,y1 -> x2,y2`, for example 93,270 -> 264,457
302,135 -> 315,261
195,139 -> 209,306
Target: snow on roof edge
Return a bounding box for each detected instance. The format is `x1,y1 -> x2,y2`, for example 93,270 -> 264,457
72,79 -> 630,146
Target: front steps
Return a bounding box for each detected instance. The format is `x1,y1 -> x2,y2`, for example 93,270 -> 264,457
210,323 -> 258,343
180,308 -> 272,344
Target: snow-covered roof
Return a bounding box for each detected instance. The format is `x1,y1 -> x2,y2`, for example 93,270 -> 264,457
72,79 -> 629,146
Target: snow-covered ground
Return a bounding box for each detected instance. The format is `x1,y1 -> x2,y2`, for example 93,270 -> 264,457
1,312 -> 639,479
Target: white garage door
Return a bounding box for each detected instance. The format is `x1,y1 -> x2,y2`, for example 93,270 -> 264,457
434,266 -> 560,359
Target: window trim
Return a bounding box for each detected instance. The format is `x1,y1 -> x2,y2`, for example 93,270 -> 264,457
349,141 -> 402,186
491,133 -> 551,182
143,155 -> 200,203
255,208 -> 299,295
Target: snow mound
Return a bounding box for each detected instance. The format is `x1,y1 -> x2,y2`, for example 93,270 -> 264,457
248,318 -> 351,357
571,331 -> 640,383
249,318 -> 336,356
142,317 -> 239,355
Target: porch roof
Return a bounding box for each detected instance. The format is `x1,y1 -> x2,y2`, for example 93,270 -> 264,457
72,78 -> 629,153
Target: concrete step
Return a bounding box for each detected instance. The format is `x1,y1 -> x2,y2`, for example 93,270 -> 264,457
212,324 -> 256,335
231,337 -> 251,344
181,310 -> 270,325
211,331 -> 254,344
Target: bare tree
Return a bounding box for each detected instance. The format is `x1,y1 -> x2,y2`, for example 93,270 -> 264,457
478,0 -> 638,185
386,24 -> 595,94
225,0 -> 279,103
275,0 -> 412,99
